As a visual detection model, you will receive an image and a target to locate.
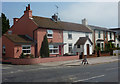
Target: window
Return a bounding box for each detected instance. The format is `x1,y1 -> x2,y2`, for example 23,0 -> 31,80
2,45 -> 5,54
98,31 -> 101,38
68,43 -> 72,53
105,32 -> 107,40
8,30 -> 12,34
110,32 -> 112,39
49,45 -> 59,54
68,31 -> 72,39
77,45 -> 80,48
47,30 -> 53,38
86,33 -> 89,38
22,45 -> 31,54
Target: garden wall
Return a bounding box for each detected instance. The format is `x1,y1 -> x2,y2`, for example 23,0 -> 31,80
3,55 -> 79,65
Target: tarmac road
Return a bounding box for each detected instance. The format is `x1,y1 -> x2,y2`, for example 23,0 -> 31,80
2,61 -> 119,83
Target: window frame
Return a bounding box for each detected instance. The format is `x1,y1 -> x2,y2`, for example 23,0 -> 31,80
49,45 -> 59,54
98,31 -> 101,38
47,30 -> 53,38
110,32 -> 112,39
22,45 -> 31,55
2,45 -> 6,54
68,31 -> 72,39
77,45 -> 80,48
68,43 -> 72,53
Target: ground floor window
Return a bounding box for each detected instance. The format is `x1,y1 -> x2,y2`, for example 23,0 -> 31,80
97,43 -> 100,48
49,45 -> 59,54
68,43 -> 72,53
2,45 -> 6,54
22,45 -> 31,54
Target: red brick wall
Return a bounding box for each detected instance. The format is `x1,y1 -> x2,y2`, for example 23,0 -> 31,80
2,36 -> 35,58
14,45 -> 35,58
8,11 -> 38,38
9,55 -> 79,65
2,36 -> 15,58
36,28 -> 63,56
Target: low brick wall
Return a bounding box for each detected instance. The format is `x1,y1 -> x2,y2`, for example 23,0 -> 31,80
2,55 -> 79,65
100,52 -> 111,56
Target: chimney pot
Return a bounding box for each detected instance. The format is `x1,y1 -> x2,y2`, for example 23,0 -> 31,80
52,14 -> 58,22
82,18 -> 88,26
13,18 -> 19,25
28,4 -> 30,10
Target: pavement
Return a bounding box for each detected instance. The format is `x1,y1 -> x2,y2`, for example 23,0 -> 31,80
38,56 -> 119,66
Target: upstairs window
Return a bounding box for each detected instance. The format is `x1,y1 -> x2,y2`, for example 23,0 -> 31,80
68,31 -> 72,39
105,32 -> 107,40
22,45 -> 31,55
86,33 -> 89,38
98,31 -> 101,38
110,32 -> 112,39
47,30 -> 53,38
77,45 -> 80,48
2,45 -> 5,54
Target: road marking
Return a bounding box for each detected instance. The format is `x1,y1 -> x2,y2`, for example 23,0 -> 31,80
73,75 -> 105,82
106,67 -> 120,71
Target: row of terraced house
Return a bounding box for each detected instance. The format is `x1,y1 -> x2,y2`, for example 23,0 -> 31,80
2,4 -> 120,59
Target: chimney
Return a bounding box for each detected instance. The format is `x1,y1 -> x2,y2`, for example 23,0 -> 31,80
82,18 -> 88,26
13,18 -> 19,25
24,4 -> 32,18
52,14 -> 58,22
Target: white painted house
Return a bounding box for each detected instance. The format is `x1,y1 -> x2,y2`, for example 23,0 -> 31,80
81,18 -> 116,51
63,23 -> 93,56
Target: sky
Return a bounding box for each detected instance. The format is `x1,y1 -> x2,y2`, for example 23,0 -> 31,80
1,1 -> 118,28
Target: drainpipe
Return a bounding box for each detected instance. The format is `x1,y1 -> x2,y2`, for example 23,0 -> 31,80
33,27 -> 39,58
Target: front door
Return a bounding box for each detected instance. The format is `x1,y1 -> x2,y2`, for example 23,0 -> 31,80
87,44 -> 89,56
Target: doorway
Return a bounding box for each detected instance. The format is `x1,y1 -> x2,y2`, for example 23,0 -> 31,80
87,44 -> 89,56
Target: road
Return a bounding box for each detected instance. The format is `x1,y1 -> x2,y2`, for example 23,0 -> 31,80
2,61 -> 119,83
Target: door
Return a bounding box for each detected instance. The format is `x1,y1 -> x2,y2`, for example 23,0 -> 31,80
87,44 -> 89,56
59,45 -> 61,55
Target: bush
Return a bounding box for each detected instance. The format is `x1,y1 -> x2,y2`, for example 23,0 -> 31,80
113,53 -> 116,56
19,53 -> 26,58
40,35 -> 50,58
19,53 -> 34,58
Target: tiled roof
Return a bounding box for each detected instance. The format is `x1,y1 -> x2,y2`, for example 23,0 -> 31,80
88,25 -> 114,32
4,34 -> 35,45
75,37 -> 93,45
32,16 -> 92,33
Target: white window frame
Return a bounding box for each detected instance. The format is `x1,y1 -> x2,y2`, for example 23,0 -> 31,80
22,45 -> 31,55
49,45 -> 59,54
77,45 -> 81,48
2,45 -> 6,54
68,43 -> 72,53
47,30 -> 53,38
68,31 -> 72,39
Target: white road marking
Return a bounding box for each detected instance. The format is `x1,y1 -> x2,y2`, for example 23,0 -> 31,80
73,75 -> 105,82
106,67 -> 120,71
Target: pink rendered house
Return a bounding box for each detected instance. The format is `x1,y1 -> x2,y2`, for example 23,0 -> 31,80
2,4 -> 64,58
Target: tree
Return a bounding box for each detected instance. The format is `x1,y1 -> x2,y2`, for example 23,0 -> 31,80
1,13 -> 10,35
40,35 -> 50,58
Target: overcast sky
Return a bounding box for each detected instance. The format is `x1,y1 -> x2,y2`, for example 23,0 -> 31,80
2,1 -> 118,28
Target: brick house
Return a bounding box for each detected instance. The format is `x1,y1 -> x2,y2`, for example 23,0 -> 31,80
82,18 -> 116,51
2,4 -> 93,58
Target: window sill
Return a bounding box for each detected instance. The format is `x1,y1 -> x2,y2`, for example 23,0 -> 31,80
47,37 -> 53,39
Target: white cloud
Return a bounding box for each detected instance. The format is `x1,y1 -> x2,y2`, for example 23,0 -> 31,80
59,2 -> 118,28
